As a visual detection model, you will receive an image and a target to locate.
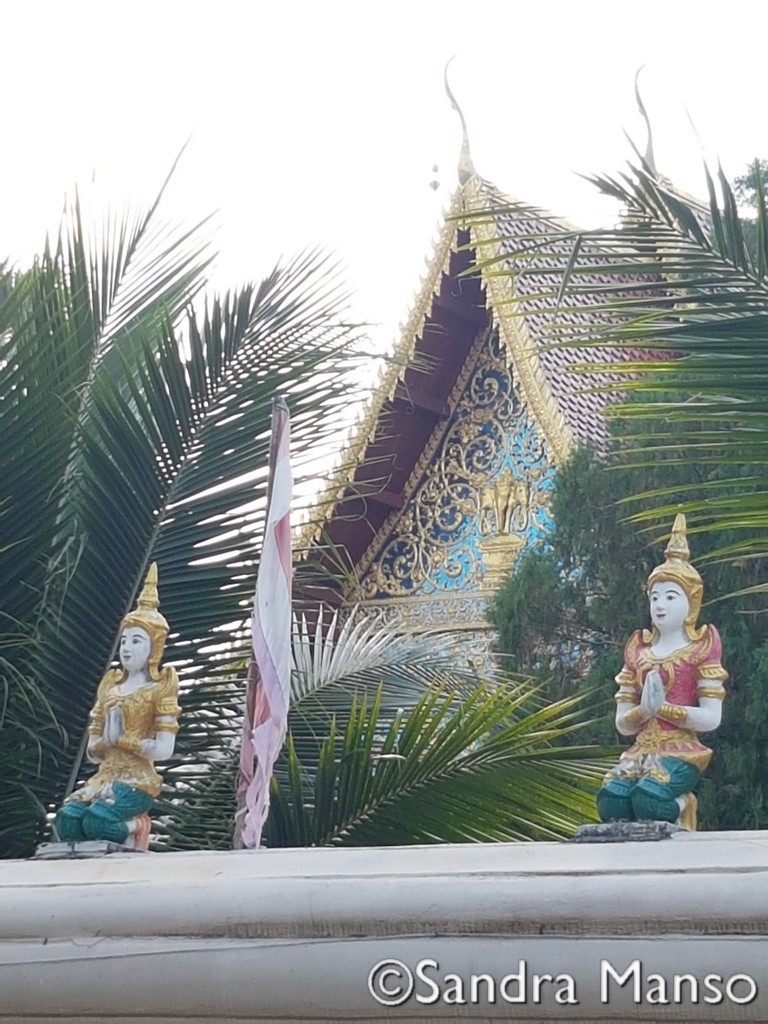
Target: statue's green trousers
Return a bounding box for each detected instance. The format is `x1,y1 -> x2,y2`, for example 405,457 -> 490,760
56,783 -> 153,844
596,757 -> 700,823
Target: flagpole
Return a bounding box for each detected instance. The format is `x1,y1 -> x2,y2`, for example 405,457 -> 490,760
233,661 -> 261,849
235,396 -> 293,850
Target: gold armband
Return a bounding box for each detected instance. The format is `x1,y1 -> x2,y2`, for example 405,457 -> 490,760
697,685 -> 726,701
87,722 -> 104,737
698,665 -> 728,681
615,692 -> 638,704
659,703 -> 687,724
156,699 -> 182,716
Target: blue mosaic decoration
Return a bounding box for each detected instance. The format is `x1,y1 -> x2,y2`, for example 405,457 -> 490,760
358,330 -> 556,602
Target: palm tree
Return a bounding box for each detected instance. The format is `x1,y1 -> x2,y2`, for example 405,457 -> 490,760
268,614 -> 603,845
467,160 -> 768,577
159,610 -> 604,850
0,166 -> 365,857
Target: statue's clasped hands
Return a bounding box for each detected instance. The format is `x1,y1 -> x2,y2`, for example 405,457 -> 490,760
640,668 -> 666,718
89,706 -> 141,757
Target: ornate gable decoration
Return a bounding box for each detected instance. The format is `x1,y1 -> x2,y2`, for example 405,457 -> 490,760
346,326 -> 555,632
298,171 -> 644,636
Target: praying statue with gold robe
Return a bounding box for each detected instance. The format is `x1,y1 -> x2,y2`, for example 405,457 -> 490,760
55,564 -> 180,849
597,515 -> 727,831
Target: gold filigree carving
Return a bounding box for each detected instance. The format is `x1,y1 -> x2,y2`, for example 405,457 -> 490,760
358,594 -> 491,632
346,323 -> 494,596
350,325 -> 555,609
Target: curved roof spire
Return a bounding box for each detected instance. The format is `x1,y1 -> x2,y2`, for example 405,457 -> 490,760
444,56 -> 476,185
634,66 -> 658,176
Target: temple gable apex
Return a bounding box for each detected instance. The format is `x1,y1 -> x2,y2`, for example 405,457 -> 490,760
297,174 -> 640,631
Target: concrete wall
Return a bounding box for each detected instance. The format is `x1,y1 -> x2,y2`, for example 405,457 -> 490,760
1,831 -> 768,1022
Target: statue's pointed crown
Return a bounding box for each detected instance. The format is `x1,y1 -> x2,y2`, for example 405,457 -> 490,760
647,513 -> 704,639
663,513 -> 690,564
136,561 -> 160,611
120,562 -> 169,678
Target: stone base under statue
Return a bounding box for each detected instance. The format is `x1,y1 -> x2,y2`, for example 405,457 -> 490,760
33,841 -> 146,860
572,820 -> 683,843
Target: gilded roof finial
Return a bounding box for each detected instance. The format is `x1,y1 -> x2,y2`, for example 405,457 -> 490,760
444,56 -> 476,185
634,66 -> 658,176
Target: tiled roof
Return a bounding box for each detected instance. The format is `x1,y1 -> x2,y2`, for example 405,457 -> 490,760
466,178 -> 653,452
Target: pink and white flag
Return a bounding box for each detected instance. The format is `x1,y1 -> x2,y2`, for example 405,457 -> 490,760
237,396 -> 292,849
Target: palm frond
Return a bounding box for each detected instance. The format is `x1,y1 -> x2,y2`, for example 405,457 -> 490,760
0,173 -> 212,665
0,657 -> 65,856
50,253 -> 365,807
1,174 -> 367,854
159,608 -> 606,851
266,681 -> 603,847
281,611 -> 604,847
291,608 -> 483,706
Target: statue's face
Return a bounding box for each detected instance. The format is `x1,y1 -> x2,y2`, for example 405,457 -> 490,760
649,581 -> 690,634
119,626 -> 152,673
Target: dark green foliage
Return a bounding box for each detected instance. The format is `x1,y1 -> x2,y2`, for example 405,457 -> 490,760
0,668 -> 65,857
489,439 -> 768,830
733,158 -> 768,264
0,178 -> 367,858
733,159 -> 768,208
261,615 -> 607,847
481,156 -> 768,830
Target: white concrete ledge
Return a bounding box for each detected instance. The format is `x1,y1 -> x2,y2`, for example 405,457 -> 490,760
1,831 -> 768,1022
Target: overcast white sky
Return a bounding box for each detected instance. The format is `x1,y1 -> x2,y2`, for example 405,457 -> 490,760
4,0 -> 767,350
